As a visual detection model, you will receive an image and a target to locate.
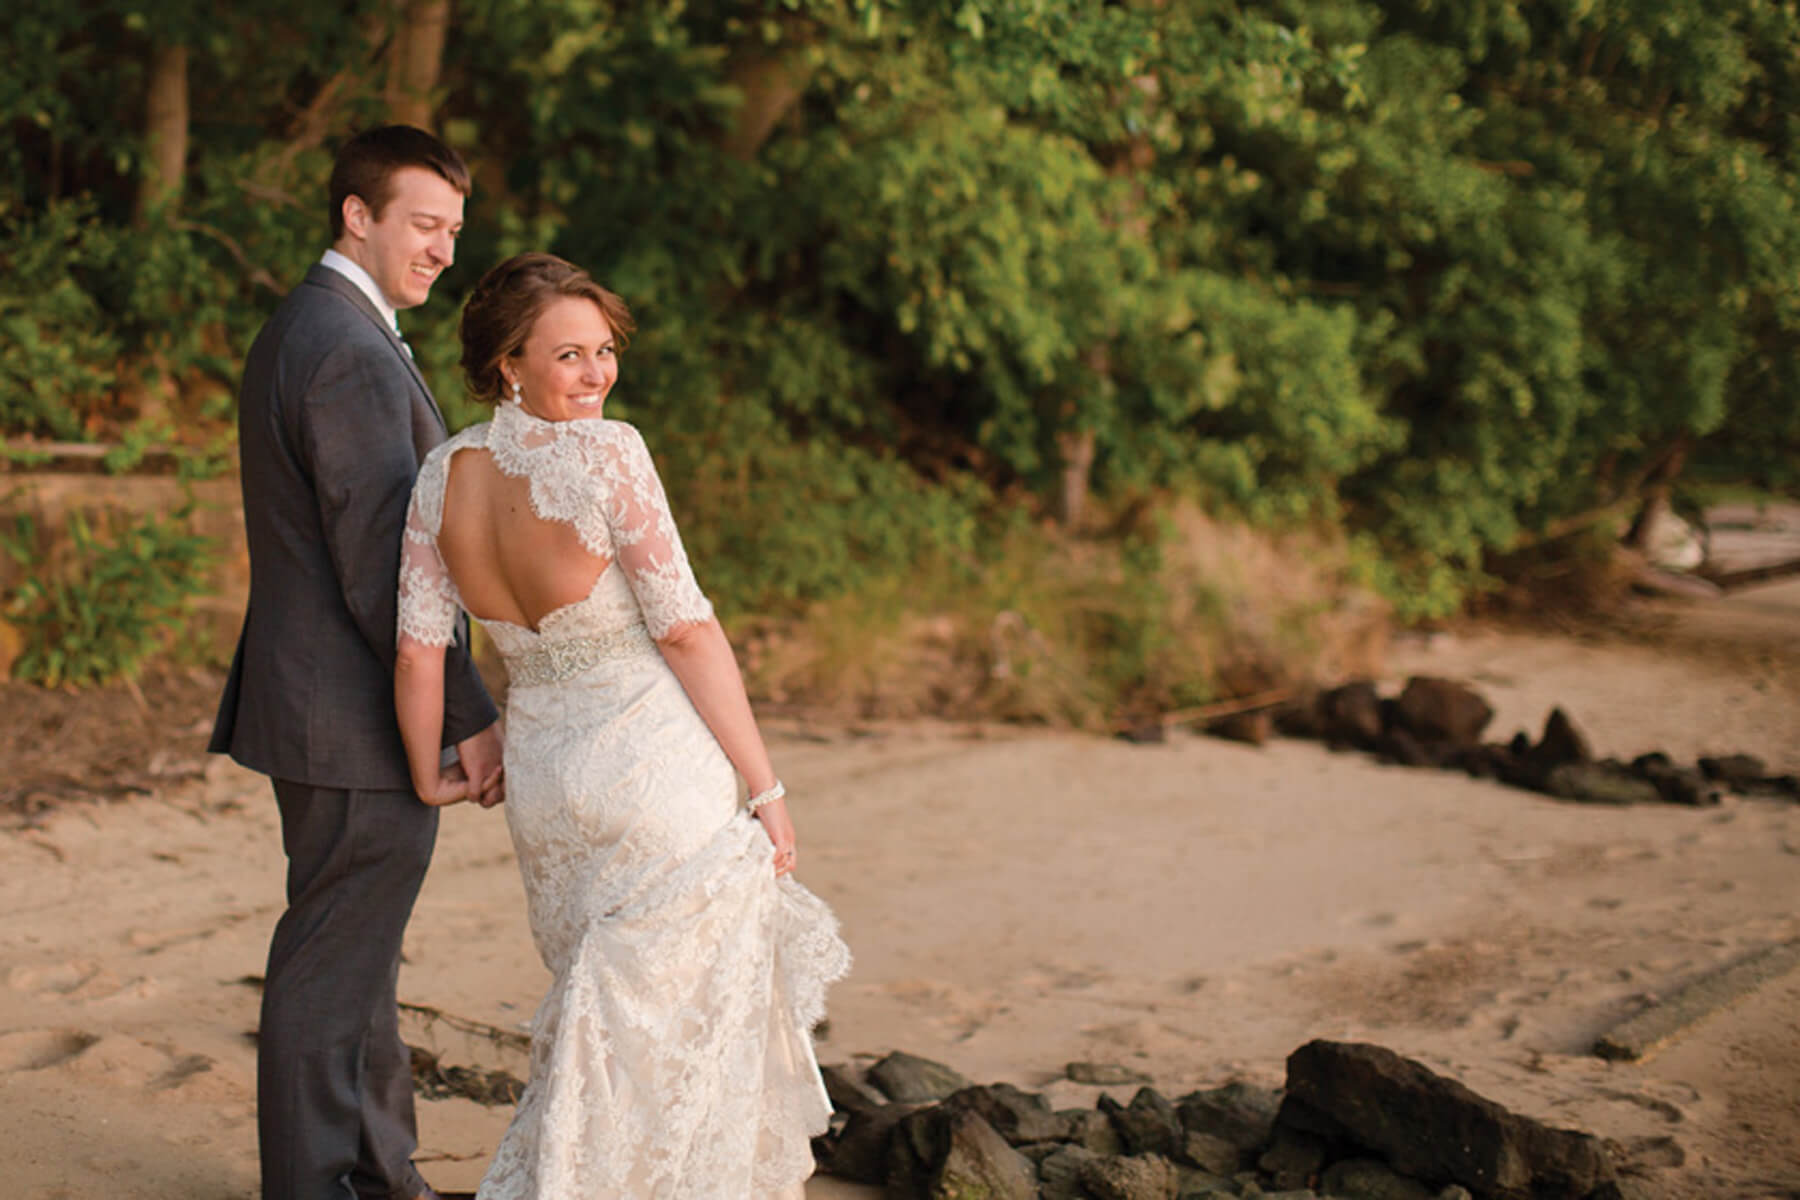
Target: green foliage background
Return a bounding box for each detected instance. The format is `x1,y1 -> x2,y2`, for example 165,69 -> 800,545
3,0 -> 1797,685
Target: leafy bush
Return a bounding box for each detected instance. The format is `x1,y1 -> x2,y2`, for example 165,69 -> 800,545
2,506 -> 214,687
0,200 -> 125,438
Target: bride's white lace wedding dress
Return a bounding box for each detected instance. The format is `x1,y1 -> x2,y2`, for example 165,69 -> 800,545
397,399 -> 850,1199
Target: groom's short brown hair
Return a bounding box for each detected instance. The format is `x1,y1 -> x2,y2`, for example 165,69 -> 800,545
328,125 -> 471,240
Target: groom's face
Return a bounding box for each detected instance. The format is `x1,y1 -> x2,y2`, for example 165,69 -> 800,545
348,166 -> 465,311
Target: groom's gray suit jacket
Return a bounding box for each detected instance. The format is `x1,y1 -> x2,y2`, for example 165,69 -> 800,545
210,264 -> 496,788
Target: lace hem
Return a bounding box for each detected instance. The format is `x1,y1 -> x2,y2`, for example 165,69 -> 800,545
475,818 -> 848,1199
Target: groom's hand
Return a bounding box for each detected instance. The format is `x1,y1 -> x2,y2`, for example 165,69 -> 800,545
458,724 -> 506,808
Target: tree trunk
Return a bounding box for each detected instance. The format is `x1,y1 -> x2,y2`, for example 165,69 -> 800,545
1056,428 -> 1096,528
135,42 -> 189,223
1623,434 -> 1692,550
386,0 -> 450,130
715,15 -> 816,163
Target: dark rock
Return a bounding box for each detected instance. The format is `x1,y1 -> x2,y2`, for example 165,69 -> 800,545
1629,756 -> 1721,806
1174,1164 -> 1238,1197
1318,681 -> 1384,747
1273,694 -> 1326,739
1396,677 -> 1495,747
1453,743 -> 1518,781
1058,1107 -> 1126,1155
1378,696 -> 1403,736
1101,1087 -> 1184,1158
937,1109 -> 1038,1200
1080,1152 -> 1180,1200
887,1106 -> 951,1196
1319,1157 -> 1437,1200
887,1106 -> 1036,1200
869,1050 -> 973,1103
1547,762 -> 1662,806
1037,1143 -> 1102,1200
944,1082 -> 1064,1145
1120,721 -> 1168,745
1699,753 -> 1766,787
1176,1080 -> 1283,1154
821,1062 -> 887,1115
1258,1124 -> 1327,1191
1179,1129 -> 1241,1176
823,1101 -> 926,1184
1276,1040 -> 1620,1200
1381,726 -> 1447,768
1699,754 -> 1799,797
1069,1061 -> 1154,1086
1533,708 -> 1592,771
1209,709 -> 1274,746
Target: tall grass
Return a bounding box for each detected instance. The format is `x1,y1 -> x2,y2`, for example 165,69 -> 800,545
730,500 -> 1390,726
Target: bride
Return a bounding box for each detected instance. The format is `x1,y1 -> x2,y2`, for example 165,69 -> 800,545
393,252 -> 849,1199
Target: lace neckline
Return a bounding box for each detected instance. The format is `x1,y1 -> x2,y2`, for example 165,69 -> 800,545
476,399 -> 620,565
488,397 -> 608,447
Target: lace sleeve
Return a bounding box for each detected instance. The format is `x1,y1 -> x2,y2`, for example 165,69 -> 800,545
397,447 -> 461,648
594,422 -> 714,639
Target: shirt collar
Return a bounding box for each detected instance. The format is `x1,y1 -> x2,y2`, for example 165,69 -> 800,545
320,249 -> 400,334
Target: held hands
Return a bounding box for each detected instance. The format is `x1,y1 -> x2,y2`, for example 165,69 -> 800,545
753,796 -> 798,877
457,725 -> 507,808
416,762 -> 474,807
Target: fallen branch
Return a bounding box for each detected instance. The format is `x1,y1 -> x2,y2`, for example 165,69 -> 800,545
1697,557 -> 1800,590
1148,687 -> 1297,732
398,999 -> 532,1054
1594,941 -> 1800,1063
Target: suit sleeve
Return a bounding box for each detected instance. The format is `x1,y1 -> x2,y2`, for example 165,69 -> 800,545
297,340 -> 496,743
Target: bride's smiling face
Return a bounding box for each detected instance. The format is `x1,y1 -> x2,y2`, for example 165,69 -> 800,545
502,296 -> 619,422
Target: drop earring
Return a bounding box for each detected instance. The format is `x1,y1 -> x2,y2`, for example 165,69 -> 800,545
511,380 -> 522,406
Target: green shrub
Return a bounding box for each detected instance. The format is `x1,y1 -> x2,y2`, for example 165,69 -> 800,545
0,200 -> 125,438
3,506 -> 214,687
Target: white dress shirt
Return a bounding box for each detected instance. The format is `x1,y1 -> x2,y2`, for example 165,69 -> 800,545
320,249 -> 401,337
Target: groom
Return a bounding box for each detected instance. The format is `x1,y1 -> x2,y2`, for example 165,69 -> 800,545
210,125 -> 500,1200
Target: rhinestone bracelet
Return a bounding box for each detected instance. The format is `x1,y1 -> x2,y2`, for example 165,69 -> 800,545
746,781 -> 786,813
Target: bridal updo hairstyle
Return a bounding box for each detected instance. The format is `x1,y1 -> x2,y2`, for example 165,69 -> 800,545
459,252 -> 636,406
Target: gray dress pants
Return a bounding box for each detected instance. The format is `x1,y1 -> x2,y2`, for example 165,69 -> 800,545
260,780 -> 439,1200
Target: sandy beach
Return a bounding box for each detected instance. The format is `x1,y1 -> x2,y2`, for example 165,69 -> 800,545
3,581 -> 1797,1198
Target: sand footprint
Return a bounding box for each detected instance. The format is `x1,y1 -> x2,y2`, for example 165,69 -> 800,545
1014,961 -> 1111,992
0,1026 -> 229,1099
1600,1085 -> 1692,1124
0,1028 -> 101,1072
6,961 -> 156,1008
4,961 -> 99,995
881,978 -> 1000,1042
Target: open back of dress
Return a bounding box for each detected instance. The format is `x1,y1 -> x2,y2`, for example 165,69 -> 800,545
397,403 -> 847,1199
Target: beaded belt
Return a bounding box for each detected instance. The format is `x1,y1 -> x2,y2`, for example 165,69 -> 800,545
506,623 -> 658,687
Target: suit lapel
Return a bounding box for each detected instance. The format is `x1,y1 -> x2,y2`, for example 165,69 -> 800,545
302,265 -> 449,437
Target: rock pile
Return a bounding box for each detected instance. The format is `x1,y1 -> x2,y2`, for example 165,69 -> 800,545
815,1041 -> 1625,1200
1267,675 -> 1799,806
